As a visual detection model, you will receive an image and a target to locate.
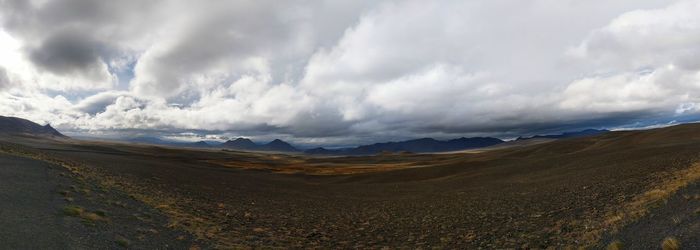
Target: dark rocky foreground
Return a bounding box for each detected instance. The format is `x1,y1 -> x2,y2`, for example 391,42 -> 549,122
0,152 -> 201,249
599,180 -> 700,249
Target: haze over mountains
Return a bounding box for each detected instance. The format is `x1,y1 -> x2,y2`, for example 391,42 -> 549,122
122,128 -> 613,155
126,136 -> 300,152
306,137 -> 505,155
1,115 -> 613,155
125,136 -> 508,154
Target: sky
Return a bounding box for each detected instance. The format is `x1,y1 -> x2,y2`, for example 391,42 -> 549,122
1,0 -> 700,147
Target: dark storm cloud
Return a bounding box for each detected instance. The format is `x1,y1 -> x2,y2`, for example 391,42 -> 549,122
28,29 -> 103,76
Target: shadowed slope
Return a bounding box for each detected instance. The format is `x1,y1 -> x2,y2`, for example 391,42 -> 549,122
0,116 -> 65,137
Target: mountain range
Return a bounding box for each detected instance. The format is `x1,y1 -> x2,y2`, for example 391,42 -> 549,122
0,115 -> 611,155
305,137 -> 505,155
516,129 -> 609,140
0,115 -> 65,137
126,136 -> 212,148
127,136 -> 300,152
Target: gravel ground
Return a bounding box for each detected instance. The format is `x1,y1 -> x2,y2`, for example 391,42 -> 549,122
0,154 -> 73,249
599,180 -> 700,249
0,152 -> 202,249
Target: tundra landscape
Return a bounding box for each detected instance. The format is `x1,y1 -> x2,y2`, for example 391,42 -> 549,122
2,115 -> 700,248
2,0 -> 700,249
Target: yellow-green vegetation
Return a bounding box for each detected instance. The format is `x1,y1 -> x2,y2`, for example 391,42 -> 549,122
62,205 -> 84,216
95,209 -> 107,217
662,237 -> 680,250
80,212 -> 104,222
606,240 -> 623,250
115,236 -> 130,247
62,205 -> 107,222
671,216 -> 682,225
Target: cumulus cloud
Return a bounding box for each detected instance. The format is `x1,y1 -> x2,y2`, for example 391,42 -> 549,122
128,0 -> 375,100
569,0 -> 700,72
73,91 -> 130,115
0,67 -> 9,89
1,0 -> 699,145
564,0 -> 700,117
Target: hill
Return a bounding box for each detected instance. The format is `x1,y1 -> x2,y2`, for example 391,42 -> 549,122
0,115 -> 65,137
221,138 -> 299,152
221,138 -> 258,150
260,139 -> 298,152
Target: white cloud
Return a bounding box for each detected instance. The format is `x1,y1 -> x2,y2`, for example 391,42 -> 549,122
563,0 -> 700,116
2,0 -> 700,145
569,0 -> 700,72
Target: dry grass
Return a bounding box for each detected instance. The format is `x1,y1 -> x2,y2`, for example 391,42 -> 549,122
62,205 -> 107,223
662,237 -> 680,250
578,163 -> 700,245
115,236 -> 130,247
611,163 -> 700,223
204,158 -> 432,175
606,240 -> 623,250
62,205 -> 84,216
89,175 -> 229,247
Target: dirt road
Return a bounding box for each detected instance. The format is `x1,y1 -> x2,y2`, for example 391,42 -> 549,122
0,153 -> 77,248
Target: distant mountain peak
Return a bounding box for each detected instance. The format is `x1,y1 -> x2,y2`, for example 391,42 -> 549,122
221,138 -> 299,152
222,137 -> 258,150
232,137 -> 254,142
268,139 -> 290,145
262,139 -> 298,152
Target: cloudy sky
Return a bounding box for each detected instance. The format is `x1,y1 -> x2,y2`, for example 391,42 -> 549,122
1,0 -> 699,146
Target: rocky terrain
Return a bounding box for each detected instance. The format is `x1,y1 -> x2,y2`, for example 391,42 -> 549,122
2,121 -> 700,248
